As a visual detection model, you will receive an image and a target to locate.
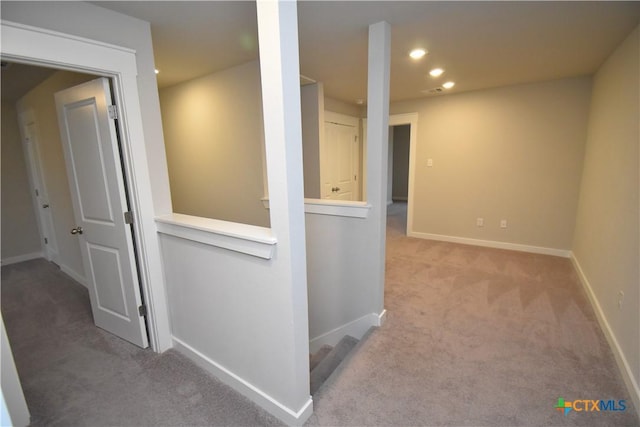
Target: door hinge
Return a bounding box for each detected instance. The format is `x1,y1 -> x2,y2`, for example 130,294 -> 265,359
138,305 -> 147,317
35,189 -> 39,196
124,211 -> 134,224
108,105 -> 118,120
44,237 -> 48,244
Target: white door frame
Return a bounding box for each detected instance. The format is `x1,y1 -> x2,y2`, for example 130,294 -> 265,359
1,20 -> 172,352
388,113 -> 418,235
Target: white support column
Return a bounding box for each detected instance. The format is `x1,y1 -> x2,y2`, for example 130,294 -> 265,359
256,0 -> 312,424
366,21 -> 391,314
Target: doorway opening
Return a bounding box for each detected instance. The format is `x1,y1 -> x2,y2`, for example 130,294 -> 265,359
388,113 -> 418,237
388,124 -> 411,234
2,61 -> 150,348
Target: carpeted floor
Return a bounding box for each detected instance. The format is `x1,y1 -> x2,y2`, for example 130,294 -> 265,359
1,260 -> 283,427
306,202 -> 639,426
2,202 -> 637,426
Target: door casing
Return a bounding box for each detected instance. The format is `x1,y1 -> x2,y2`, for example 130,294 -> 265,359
1,20 -> 172,352
364,113 -> 418,235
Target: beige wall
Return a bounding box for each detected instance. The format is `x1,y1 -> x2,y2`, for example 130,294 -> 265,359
391,77 -> 592,250
15,71 -> 94,278
160,60 -> 270,227
1,101 -> 41,261
324,97 -> 363,118
572,26 -> 639,396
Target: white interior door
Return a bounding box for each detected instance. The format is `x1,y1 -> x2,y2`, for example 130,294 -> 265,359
55,77 -> 148,348
18,111 -> 60,263
323,121 -> 359,200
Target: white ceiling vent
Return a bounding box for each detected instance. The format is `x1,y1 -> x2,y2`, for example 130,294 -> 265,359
422,87 -> 444,95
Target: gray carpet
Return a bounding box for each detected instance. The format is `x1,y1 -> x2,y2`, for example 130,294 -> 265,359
2,203 -> 638,426
305,202 -> 639,426
1,259 -> 283,427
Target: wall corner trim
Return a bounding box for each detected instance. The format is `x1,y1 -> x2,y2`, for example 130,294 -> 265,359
570,253 -> 640,418
172,337 -> 313,425
263,198 -> 372,218
304,199 -> 371,218
155,214 -> 277,259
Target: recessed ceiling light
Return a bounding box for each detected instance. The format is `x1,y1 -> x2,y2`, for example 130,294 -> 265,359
442,81 -> 455,89
429,68 -> 444,77
409,49 -> 427,60
154,69 -> 160,74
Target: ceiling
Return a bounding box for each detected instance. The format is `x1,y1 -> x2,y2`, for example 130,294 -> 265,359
6,2 -> 640,105
92,1 -> 640,104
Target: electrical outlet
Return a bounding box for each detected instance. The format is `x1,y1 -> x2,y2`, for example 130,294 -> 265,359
500,219 -> 507,229
618,291 -> 624,309
427,158 -> 433,167
476,218 -> 484,227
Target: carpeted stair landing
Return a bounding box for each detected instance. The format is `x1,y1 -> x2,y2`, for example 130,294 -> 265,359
309,335 -> 358,395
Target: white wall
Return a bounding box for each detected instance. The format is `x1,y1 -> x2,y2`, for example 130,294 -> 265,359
324,96 -> 363,118
391,77 -> 592,253
15,71 -> 95,280
305,208 -> 385,351
159,61 -> 270,227
1,101 -> 41,263
160,232 -> 309,419
572,25 -> 639,413
0,316 -> 30,427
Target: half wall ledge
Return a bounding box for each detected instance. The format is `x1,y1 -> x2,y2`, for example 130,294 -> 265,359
261,198 -> 372,218
155,213 -> 277,259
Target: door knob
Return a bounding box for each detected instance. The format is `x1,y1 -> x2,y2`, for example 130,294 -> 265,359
70,227 -> 83,235
42,204 -> 50,208
331,187 -> 341,192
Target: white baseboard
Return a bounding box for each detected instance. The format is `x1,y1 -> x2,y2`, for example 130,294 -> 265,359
377,309 -> 387,326
59,264 -> 86,288
570,253 -> 640,419
0,252 -> 43,266
172,337 -> 313,426
408,231 -> 570,258
309,311 -> 383,353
